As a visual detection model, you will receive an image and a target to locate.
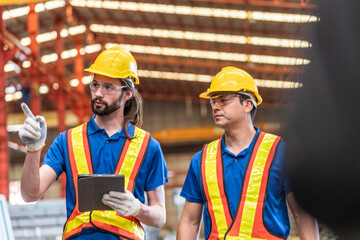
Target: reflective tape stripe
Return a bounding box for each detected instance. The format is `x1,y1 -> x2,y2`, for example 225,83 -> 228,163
91,211 -> 145,239
226,236 -> 266,240
119,127 -> 147,190
63,212 -> 91,234
204,139 -> 230,238
71,124 -> 90,175
238,133 -> 277,238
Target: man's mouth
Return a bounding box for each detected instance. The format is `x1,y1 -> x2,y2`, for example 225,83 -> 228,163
93,99 -> 106,107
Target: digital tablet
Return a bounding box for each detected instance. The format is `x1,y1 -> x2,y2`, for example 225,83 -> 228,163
77,174 -> 125,212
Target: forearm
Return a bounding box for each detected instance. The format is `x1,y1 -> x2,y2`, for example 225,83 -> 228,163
135,203 -> 166,228
294,212 -> 320,240
176,218 -> 201,240
287,193 -> 319,240
176,201 -> 203,240
21,151 -> 42,202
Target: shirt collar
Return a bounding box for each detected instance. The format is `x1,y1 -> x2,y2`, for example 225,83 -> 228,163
222,126 -> 260,157
87,115 -> 135,138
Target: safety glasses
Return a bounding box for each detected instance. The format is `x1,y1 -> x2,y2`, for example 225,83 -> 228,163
209,93 -> 243,107
89,81 -> 126,95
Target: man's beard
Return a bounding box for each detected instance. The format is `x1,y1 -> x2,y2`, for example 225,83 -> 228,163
91,95 -> 123,116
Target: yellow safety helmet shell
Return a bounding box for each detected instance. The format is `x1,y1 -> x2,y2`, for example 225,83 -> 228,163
199,66 -> 262,105
85,46 -> 139,84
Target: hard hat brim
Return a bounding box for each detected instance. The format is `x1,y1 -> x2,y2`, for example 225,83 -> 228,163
85,67 -> 139,84
199,91 -> 210,99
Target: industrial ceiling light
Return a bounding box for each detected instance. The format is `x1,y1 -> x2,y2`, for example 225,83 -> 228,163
2,0 -> 65,20
22,61 -> 31,68
20,25 -> 86,46
19,23 -> 310,49
37,42 -> 309,65
2,0 -> 317,23
81,76 -> 93,85
90,24 -> 310,48
5,41 -> 306,89
5,91 -> 22,102
69,79 -> 80,87
138,69 -> 301,89
38,84 -> 49,94
71,0 -> 318,23
4,61 -> 20,73
107,43 -> 310,65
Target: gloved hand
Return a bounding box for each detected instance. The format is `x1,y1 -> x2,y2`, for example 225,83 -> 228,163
18,102 -> 47,152
102,190 -> 141,217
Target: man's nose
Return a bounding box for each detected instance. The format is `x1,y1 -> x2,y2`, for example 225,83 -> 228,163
211,100 -> 221,109
94,86 -> 105,96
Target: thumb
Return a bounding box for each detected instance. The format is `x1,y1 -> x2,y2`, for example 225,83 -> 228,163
36,116 -> 46,128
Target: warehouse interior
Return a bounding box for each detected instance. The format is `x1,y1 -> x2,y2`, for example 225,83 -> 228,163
0,0 -> 340,239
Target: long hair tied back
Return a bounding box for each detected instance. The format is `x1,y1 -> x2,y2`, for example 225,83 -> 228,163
121,78 -> 143,139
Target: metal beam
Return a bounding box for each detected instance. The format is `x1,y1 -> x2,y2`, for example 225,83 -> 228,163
0,6 -> 9,199
0,0 -> 49,6
74,40 -> 85,123
92,35 -> 308,58
1,27 -> 91,115
28,3 -> 41,116
54,18 -> 67,198
190,0 -> 318,9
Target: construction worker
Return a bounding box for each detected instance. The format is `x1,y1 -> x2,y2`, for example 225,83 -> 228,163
176,67 -> 319,240
18,46 -> 168,240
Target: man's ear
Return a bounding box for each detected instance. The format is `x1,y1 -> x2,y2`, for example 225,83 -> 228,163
245,99 -> 254,112
123,90 -> 133,102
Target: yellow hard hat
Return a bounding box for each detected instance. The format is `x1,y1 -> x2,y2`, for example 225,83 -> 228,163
85,46 -> 139,84
199,66 -> 262,105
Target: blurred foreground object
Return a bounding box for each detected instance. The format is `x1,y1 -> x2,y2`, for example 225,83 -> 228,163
0,194 -> 15,240
284,0 -> 360,238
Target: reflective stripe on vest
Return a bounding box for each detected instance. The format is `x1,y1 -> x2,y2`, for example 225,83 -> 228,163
63,123 -> 150,240
201,132 -> 285,240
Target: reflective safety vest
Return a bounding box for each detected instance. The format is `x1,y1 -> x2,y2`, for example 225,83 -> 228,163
201,132 -> 286,240
62,123 -> 150,240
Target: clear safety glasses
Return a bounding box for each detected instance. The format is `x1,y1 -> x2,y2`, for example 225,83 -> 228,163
89,81 -> 126,95
209,93 -> 252,107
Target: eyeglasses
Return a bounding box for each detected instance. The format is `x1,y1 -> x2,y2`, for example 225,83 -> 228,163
89,81 -> 126,95
210,93 -> 247,107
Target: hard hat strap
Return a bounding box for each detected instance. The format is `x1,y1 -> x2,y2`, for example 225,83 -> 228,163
121,78 -> 135,90
238,91 -> 257,109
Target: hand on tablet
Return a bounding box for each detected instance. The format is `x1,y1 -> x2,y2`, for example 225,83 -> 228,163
102,190 -> 141,216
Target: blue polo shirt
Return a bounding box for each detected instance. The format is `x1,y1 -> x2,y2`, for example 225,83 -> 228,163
180,127 -> 291,239
43,115 -> 168,239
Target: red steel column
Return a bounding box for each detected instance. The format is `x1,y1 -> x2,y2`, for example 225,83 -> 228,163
55,18 -> 66,198
0,6 -> 9,199
75,40 -> 84,123
28,3 -> 41,115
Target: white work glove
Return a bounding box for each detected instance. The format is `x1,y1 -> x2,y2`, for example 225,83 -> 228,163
18,102 -> 47,152
102,190 -> 141,217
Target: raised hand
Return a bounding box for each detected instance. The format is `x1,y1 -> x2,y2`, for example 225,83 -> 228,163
18,102 -> 47,152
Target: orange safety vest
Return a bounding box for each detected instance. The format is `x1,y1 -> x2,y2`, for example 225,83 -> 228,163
201,132 -> 286,240
62,123 -> 150,240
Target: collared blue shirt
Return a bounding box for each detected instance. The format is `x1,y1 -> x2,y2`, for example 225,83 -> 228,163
43,115 -> 168,239
180,127 -> 291,239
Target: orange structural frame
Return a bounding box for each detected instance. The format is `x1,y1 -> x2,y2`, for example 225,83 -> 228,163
0,7 -> 9,199
0,0 -> 50,6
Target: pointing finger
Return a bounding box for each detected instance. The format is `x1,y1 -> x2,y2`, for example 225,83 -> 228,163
21,102 -> 36,120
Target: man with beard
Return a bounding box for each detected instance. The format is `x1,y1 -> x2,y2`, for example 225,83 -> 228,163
18,46 -> 168,240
